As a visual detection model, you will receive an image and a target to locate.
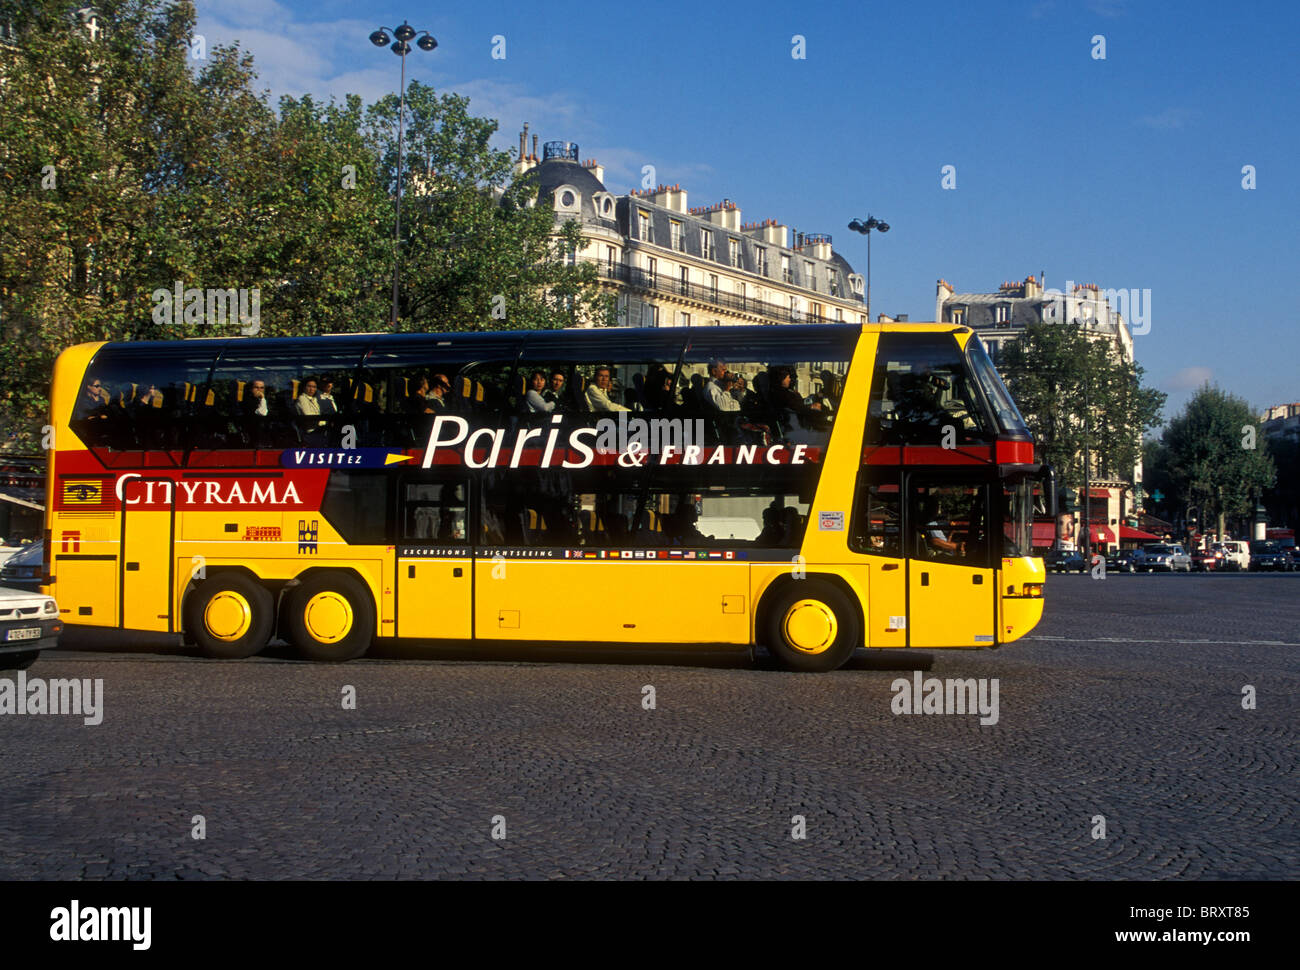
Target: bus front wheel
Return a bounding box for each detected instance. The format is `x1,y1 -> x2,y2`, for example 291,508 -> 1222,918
285,573 -> 374,662
762,580 -> 861,673
185,574 -> 274,660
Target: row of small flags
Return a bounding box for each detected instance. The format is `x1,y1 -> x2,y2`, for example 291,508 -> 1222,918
564,549 -> 736,560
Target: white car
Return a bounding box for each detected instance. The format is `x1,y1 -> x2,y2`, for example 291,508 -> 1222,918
0,586 -> 62,671
1215,540 -> 1250,571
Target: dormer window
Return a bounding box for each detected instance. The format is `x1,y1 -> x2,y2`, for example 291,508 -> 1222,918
993,304 -> 1009,324
554,184 -> 581,218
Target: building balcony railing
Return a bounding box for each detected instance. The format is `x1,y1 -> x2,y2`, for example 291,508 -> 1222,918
595,261 -> 851,326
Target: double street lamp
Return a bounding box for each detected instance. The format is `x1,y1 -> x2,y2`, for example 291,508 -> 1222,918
847,216 -> 889,321
369,22 -> 438,328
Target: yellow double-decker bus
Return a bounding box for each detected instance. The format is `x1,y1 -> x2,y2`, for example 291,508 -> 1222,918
44,323 -> 1049,671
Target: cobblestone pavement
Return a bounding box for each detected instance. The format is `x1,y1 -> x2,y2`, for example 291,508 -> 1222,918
2,573 -> 1296,879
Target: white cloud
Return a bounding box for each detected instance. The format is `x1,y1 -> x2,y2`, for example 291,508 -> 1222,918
1166,366 -> 1213,391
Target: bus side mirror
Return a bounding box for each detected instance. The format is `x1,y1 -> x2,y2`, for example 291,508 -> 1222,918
1040,465 -> 1057,517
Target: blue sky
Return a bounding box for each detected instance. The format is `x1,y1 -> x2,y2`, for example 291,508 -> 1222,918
195,0 -> 1298,422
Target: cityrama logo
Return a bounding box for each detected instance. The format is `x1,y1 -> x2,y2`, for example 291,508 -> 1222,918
50,900 -> 151,950
890,671 -> 999,725
0,672 -> 103,725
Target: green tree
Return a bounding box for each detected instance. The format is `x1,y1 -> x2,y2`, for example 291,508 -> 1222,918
998,323 -> 1165,495
363,82 -> 613,331
1159,385 -> 1275,539
0,4 -> 609,452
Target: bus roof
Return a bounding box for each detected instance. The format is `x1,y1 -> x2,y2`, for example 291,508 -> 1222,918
65,321 -> 970,360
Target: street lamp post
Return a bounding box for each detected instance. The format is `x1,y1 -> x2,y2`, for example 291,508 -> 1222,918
847,216 -> 889,321
369,22 -> 438,329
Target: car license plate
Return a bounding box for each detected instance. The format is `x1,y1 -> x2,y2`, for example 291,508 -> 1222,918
5,627 -> 40,642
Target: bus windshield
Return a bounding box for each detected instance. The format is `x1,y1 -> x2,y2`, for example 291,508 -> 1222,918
967,337 -> 1030,436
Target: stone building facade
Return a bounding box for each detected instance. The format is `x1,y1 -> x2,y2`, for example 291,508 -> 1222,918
514,127 -> 868,329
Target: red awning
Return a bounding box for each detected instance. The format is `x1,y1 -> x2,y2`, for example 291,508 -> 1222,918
1120,525 -> 1161,541
1031,521 -> 1057,545
1091,525 -> 1115,545
1080,488 -> 1110,499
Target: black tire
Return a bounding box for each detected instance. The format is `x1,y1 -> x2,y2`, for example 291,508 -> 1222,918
0,651 -> 39,671
184,573 -> 274,659
762,579 -> 861,673
284,572 -> 374,662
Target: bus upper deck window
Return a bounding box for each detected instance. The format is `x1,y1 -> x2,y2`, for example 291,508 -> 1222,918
866,333 -> 993,445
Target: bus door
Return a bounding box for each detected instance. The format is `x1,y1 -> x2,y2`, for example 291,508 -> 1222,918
395,474 -> 473,639
904,475 -> 997,647
851,473 -> 909,649
120,477 -> 175,632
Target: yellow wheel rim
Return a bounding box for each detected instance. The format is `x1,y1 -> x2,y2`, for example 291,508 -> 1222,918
782,599 -> 838,654
205,591 -> 253,642
303,591 -> 353,644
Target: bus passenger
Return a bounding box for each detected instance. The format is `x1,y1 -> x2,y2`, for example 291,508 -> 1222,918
707,361 -> 740,412
525,371 -> 554,413
429,374 -> 452,410
585,367 -> 629,412
73,377 -> 108,421
407,376 -> 433,414
296,378 -> 320,416
317,378 -> 339,415
544,370 -> 568,410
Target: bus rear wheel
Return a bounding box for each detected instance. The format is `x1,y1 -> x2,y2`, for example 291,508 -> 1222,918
763,580 -> 861,673
185,574 -> 274,660
285,573 -> 374,662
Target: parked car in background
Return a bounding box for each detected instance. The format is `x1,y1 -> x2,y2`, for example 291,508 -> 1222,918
1134,543 -> 1192,572
1192,546 -> 1225,572
1289,547 -> 1300,569
0,539 -> 43,592
0,585 -> 62,671
0,543 -> 27,567
1046,548 -> 1087,573
1105,549 -> 1136,573
1215,540 -> 1251,571
1248,540 -> 1292,571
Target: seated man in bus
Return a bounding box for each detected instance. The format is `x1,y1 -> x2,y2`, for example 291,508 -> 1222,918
754,504 -> 784,546
73,377 -> 109,422
407,376 -> 434,415
706,361 -> 740,412
429,374 -> 452,410
295,378 -> 329,444
662,503 -> 712,546
317,377 -> 339,416
240,378 -> 271,448
543,370 -> 568,410
769,365 -> 825,429
585,366 -> 630,412
918,496 -> 964,558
